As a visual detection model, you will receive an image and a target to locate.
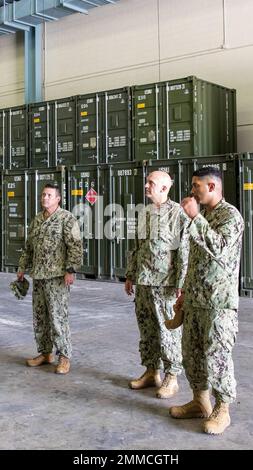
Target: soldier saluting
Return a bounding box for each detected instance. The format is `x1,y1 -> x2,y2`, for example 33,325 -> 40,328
170,166 -> 244,435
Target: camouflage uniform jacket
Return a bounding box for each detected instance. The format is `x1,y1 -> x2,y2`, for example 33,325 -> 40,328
126,199 -> 190,287
18,207 -> 82,279
184,198 -> 244,309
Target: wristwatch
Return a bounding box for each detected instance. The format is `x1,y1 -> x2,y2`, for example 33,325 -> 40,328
66,267 -> 76,274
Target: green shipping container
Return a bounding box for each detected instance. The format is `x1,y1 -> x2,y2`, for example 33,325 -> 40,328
76,92 -> 103,165
109,162 -> 145,279
2,171 -> 28,268
2,168 -> 66,270
109,156 -> 239,280
103,87 -> 132,163
146,158 -> 191,202
76,87 -> 132,165
133,83 -> 163,161
0,109 -> 7,170
185,153 -> 253,296
133,76 -> 236,161
68,165 -> 110,278
54,97 -> 76,166
190,154 -> 239,207
29,101 -> 54,168
238,153 -> 253,295
147,154 -> 239,205
7,105 -> 28,169
148,154 -> 246,295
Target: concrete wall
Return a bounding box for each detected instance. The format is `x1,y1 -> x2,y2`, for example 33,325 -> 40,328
0,0 -> 253,151
0,32 -> 24,108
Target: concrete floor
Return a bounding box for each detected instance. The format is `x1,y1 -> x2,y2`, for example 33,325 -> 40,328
0,272 -> 252,450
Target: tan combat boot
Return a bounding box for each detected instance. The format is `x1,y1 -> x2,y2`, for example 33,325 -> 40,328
169,390 -> 212,418
55,355 -> 70,375
203,402 -> 230,434
26,353 -> 54,367
129,369 -> 161,390
156,374 -> 179,399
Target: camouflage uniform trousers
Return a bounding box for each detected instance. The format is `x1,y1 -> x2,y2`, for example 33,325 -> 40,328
135,285 -> 182,375
32,277 -> 72,359
182,306 -> 238,403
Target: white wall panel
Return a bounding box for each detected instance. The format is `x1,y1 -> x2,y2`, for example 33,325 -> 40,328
45,0 -> 159,98
159,0 -> 223,60
159,45 -> 253,126
238,126 -> 253,153
45,63 -> 160,100
226,0 -> 253,48
0,33 -> 24,108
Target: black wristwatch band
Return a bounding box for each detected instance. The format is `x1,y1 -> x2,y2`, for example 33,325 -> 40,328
66,268 -> 76,274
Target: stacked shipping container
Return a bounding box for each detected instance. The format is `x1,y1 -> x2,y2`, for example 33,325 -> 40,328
1,76 -> 251,295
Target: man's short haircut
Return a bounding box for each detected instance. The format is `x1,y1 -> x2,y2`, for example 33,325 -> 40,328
192,166 -> 222,181
43,182 -> 61,197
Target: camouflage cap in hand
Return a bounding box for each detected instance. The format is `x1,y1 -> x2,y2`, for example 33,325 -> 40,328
10,277 -> 30,300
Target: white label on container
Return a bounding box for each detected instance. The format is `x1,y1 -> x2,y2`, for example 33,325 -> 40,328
117,169 -> 132,176
39,174 -> 55,180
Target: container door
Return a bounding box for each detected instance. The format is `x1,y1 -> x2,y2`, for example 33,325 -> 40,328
3,171 -> 28,268
104,87 -> 132,163
29,102 -> 53,168
97,166 -> 111,278
165,79 -> 193,158
132,83 -> 163,161
110,163 -> 145,278
195,80 -> 237,155
240,155 -> 253,290
54,98 -> 76,166
76,93 -> 102,165
0,110 -> 6,170
68,167 -> 98,276
165,76 -> 237,158
7,106 -> 28,169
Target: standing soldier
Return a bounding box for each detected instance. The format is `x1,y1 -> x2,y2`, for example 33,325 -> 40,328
17,183 -> 82,375
125,171 -> 189,398
170,166 -> 244,435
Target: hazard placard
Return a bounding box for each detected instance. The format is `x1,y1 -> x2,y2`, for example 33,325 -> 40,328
85,188 -> 98,205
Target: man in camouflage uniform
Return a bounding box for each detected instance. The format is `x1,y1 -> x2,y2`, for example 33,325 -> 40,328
125,171 -> 189,398
18,183 -> 82,375
169,166 -> 244,435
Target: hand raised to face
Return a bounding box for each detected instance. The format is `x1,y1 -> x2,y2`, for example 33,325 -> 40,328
181,196 -> 199,219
